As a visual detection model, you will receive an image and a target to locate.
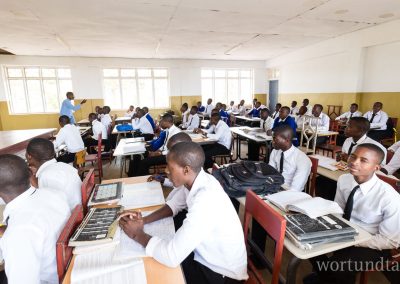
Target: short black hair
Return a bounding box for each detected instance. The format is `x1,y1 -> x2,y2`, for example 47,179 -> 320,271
59,115 -> 70,124
349,117 -> 370,133
162,113 -> 174,123
273,124 -> 294,140
0,154 -> 30,193
314,104 -> 323,111
167,142 -> 205,173
142,106 -> 149,112
356,143 -> 385,164
167,132 -> 192,148
211,113 -> 221,120
137,109 -> 145,116
351,103 -> 358,108
276,103 -> 282,107
260,108 -> 271,116
191,105 -> 198,112
103,106 -> 111,113
88,112 -> 97,120
280,106 -> 290,112
27,138 -> 55,162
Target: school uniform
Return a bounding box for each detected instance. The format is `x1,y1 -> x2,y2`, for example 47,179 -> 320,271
36,158 -> 82,211
181,109 -> 190,126
54,124 -> 85,163
272,116 -> 298,146
203,120 -> 232,169
363,110 -> 389,141
289,106 -> 299,116
146,169 -> 248,283
342,134 -> 387,164
101,113 -> 112,129
84,119 -> 110,154
237,105 -> 246,116
184,113 -> 200,130
198,105 -> 206,113
335,111 -> 362,120
305,104 -> 313,115
204,104 -> 215,118
247,107 -> 261,118
145,113 -> 156,130
311,112 -> 330,146
271,111 -> 279,119
0,187 -> 70,284
132,116 -> 154,141
382,141 -> 400,175
247,117 -> 274,161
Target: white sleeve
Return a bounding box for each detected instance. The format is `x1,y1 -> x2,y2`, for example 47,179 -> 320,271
383,149 -> 400,175
388,141 -> 400,152
288,155 -> 311,192
333,179 -> 346,210
54,128 -> 66,148
370,112 -> 388,129
165,188 -> 187,216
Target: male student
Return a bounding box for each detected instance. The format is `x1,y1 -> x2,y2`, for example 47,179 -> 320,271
0,154 -> 70,284
101,105 -> 112,129
219,104 -> 229,124
363,102 -> 389,141
179,103 -> 189,128
132,108 -> 155,141
271,103 -> 282,119
335,103 -> 362,121
54,115 -> 85,164
184,106 -> 200,130
306,144 -> 400,284
26,138 -> 82,210
203,98 -> 214,118
226,101 -> 236,113
311,104 -> 330,146
247,101 -> 262,118
195,113 -> 232,169
83,112 -> 110,154
196,101 -> 205,113
381,140 -> 400,175
269,106 -> 298,146
248,108 -> 274,161
119,142 -> 248,283
142,106 -> 156,130
295,105 -> 308,129
237,99 -> 246,115
59,91 -> 87,124
302,98 -> 313,115
290,100 -> 299,116
125,105 -> 135,117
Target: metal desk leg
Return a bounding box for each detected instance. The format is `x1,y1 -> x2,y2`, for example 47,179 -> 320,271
286,256 -> 302,284
119,156 -> 124,178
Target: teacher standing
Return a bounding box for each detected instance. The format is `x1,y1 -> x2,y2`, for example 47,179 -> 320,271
60,92 -> 87,124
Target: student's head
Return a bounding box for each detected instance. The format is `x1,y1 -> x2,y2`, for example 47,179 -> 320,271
103,106 -> 111,114
135,106 -> 141,112
302,98 -> 309,106
88,112 -> 98,122
207,98 -> 212,105
211,108 -> 219,115
347,144 -> 384,182
215,102 -> 222,110
166,142 -> 205,188
221,104 -> 227,111
166,132 -> 192,149
136,109 -> 145,118
95,106 -> 100,113
272,125 -> 294,151
372,102 -> 382,114
255,101 -> 261,108
278,106 -> 290,120
240,99 -> 245,106
142,107 -> 149,114
275,103 -> 282,111
298,106 -> 307,116
344,117 -> 370,138
230,101 -> 234,106
66,91 -> 74,100
350,103 -> 358,113
26,138 -> 55,168
291,101 -> 297,108
210,113 -> 221,125
59,115 -> 70,127
180,103 -> 188,112
129,105 -> 134,111
312,104 -> 323,117
190,106 -> 198,115
253,98 -> 257,104
260,108 -> 270,119
97,107 -> 103,115
196,102 -> 202,108
160,113 -> 174,129
0,155 -> 31,202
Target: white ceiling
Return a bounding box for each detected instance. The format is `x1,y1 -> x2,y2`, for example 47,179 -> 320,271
1,0 -> 400,60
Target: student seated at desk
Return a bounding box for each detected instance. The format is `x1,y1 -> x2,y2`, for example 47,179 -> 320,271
183,106 -> 200,130
54,115 -> 85,164
83,113 -> 110,154
247,101 -> 262,118
179,103 -> 189,127
119,142 -> 248,283
302,98 -> 313,115
0,154 -> 70,284
381,140 -> 400,175
226,101 -> 236,113
26,138 -> 82,211
196,101 -> 205,113
311,104 -> 330,146
335,103 -> 362,122
248,108 -> 274,161
194,113 -> 232,169
219,104 -> 229,124
290,100 -> 299,116
101,105 -> 112,129
294,105 -> 308,128
125,105 -> 135,117
269,106 -> 298,146
132,109 -> 155,141
271,103 -> 281,119
363,102 -> 390,142
142,106 -> 156,130
237,99 -> 246,116
306,144 -> 400,284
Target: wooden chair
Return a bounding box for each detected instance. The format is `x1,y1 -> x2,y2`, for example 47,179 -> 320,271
81,168 -> 95,214
56,205 -> 84,282
84,133 -> 103,181
307,156 -> 319,197
213,135 -> 234,165
386,150 -> 394,164
380,117 -> 398,148
316,120 -> 342,158
299,115 -> 319,155
244,190 -> 286,284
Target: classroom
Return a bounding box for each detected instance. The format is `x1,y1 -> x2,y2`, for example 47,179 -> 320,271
0,0 -> 399,283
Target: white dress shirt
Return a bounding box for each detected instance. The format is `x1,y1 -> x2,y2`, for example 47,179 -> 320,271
269,145 -> 311,191
124,111 -> 135,117
295,115 -> 306,129
335,174 -> 400,250
342,134 -> 387,165
181,110 -> 190,125
272,111 -> 279,119
204,104 -> 214,117
0,187 -> 70,284
92,119 -> 108,140
132,116 -> 154,134
54,124 -> 84,153
206,120 -> 232,150
363,110 -> 388,130
260,117 -> 274,132
382,141 -> 400,175
160,124 -> 181,155
36,159 -> 82,210
101,113 -> 112,129
311,112 -> 330,131
305,105 -> 313,115
146,169 -> 248,280
335,111 -> 362,120
237,105 -> 246,116
289,106 -> 299,116
185,114 -> 200,130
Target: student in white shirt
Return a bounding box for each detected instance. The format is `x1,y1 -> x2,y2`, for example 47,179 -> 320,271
101,105 -> 112,129
55,115 -> 85,164
381,140 -> 400,175
302,98 -> 313,115
119,142 -> 248,283
179,103 -> 189,128
195,113 -> 232,169
226,100 -> 237,113
184,106 -> 200,130
26,138 -> 82,211
307,144 -> 400,284
335,103 -> 362,122
363,102 -> 390,142
237,99 -> 246,116
124,105 -> 135,117
0,154 -> 70,284
271,103 -> 282,119
132,108 -> 155,141
289,100 -> 299,116
311,104 -> 330,146
294,105 -> 308,129
203,98 -> 214,118
248,108 -> 274,161
83,113 -> 110,154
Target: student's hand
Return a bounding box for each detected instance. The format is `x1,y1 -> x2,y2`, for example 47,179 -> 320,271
80,99 -> 87,104
339,152 -> 349,162
147,174 -> 165,184
0,225 -> 7,237
266,129 -> 272,136
148,151 -> 161,157
193,128 -> 200,134
119,214 -> 145,239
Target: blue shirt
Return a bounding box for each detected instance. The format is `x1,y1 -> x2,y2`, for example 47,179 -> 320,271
272,116 -> 299,146
60,99 -> 81,124
149,130 -> 166,151
146,113 -> 156,130
198,106 -> 205,112
248,107 -> 260,118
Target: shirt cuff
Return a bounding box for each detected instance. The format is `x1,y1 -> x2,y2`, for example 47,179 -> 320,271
146,236 -> 162,257
165,200 -> 178,216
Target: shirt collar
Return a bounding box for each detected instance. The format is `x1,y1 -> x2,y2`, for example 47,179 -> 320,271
186,169 -> 207,200
352,134 -> 368,144
282,145 -> 295,156
36,158 -> 57,178
92,120 -> 100,126
279,117 -> 287,122
3,186 -> 37,223
350,173 -> 379,196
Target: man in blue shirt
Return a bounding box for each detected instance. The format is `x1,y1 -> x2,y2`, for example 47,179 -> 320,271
247,101 -> 262,118
59,92 -> 86,124
269,106 -> 298,146
142,106 -> 156,130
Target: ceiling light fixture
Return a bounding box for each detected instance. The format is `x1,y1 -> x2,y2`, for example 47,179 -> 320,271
155,40 -> 161,54
55,34 -> 70,50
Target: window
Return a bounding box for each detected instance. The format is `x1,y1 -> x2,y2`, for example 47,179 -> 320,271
201,68 -> 253,105
4,66 -> 72,114
102,68 -> 169,109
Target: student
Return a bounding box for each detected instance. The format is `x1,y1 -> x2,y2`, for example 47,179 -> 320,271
306,144 -> 400,284
0,154 -> 70,284
184,106 -> 200,130
363,102 -> 389,141
335,103 -> 362,121
248,108 -> 274,161
132,108 -> 155,141
310,104 -> 330,145
289,100 -> 299,116
237,99 -> 246,115
59,91 -> 87,124
195,113 -> 232,169
302,98 -> 313,115
124,105 -> 135,117
97,106 -> 104,120
219,104 -> 229,124
271,103 -> 282,119
381,140 -> 400,175
226,101 -> 236,113
129,114 -> 180,176
119,142 -> 248,283
101,105 -> 112,129
270,106 -> 298,146
83,112 -> 109,154
294,105 -> 308,128
196,101 -> 205,113
252,98 -> 258,107
142,106 -> 156,130
247,101 -> 262,118
54,115 -> 85,164
180,103 -> 189,127
26,138 -> 82,211
203,98 -> 214,118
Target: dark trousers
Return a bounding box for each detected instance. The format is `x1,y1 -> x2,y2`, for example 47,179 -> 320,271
202,143 -> 230,169
174,210 -> 187,231
56,152 -> 76,164
128,154 -> 166,177
0,270 -> 7,284
248,141 -> 261,161
309,247 -> 394,284
182,252 -> 243,284
315,176 -> 337,201
368,130 -> 389,142
84,137 -> 110,154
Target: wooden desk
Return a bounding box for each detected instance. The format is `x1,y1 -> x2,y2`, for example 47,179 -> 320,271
115,117 -> 132,124
0,128 -> 56,155
230,126 -> 272,160
76,119 -> 90,126
62,175 -> 185,284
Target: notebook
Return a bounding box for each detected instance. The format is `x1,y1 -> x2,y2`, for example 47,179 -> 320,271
87,182 -> 123,206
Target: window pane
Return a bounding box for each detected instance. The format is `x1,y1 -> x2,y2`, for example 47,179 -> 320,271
137,79 -> 153,106
241,70 -> 251,77
121,69 -> 135,77
104,79 -> 121,109
201,79 -> 213,103
121,79 -> 137,107
153,69 -> 167,77
58,68 -> 71,78
59,80 -> 73,103
241,78 -> 252,103
201,69 -> 212,77
154,79 -> 168,108
43,80 -> 59,112
25,68 -> 40,77
214,70 -> 225,77
9,80 -> 27,113
214,79 -> 226,103
26,80 -> 44,112
42,68 -> 56,77
228,79 -> 239,102
228,70 -> 238,78
7,68 -> 23,77
137,69 -> 151,77
103,69 -> 118,77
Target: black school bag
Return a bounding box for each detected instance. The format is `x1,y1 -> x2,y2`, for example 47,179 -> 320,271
212,161 -> 284,198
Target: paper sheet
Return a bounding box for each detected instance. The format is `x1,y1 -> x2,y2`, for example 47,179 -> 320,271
311,154 -> 338,171
119,182 -> 165,209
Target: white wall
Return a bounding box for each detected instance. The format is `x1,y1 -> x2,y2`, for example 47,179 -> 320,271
0,56 -> 267,102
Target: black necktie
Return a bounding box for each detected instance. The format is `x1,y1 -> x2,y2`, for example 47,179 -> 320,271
263,120 -> 266,131
279,152 -> 284,173
350,113 -> 353,119
347,142 -> 357,156
369,113 -> 376,123
343,185 -> 360,221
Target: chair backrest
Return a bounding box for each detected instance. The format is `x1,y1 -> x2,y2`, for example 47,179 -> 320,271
387,150 -> 394,164
327,120 -> 339,145
244,190 -> 286,284
299,115 -> 319,154
81,168 -> 95,213
56,205 -> 84,282
308,156 -> 319,196
377,174 -> 400,193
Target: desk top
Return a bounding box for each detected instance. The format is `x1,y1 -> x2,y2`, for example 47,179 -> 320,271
112,125 -> 134,134
115,117 -> 132,122
235,115 -> 261,122
182,130 -> 218,145
76,119 -> 90,125
230,126 -> 272,143
113,138 -> 146,157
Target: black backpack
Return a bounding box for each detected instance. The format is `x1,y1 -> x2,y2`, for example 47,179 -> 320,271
212,161 -> 284,198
